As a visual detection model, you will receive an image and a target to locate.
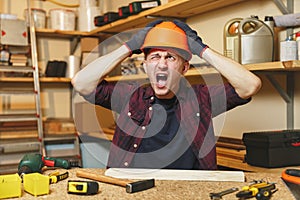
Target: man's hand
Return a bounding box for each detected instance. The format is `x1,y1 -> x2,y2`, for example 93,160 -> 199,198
173,20 -> 208,58
125,19 -> 164,55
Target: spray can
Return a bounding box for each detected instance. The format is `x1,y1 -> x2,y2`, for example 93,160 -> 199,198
296,32 -> 300,60
280,35 -> 297,61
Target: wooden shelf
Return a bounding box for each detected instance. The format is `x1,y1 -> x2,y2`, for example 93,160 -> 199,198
0,77 -> 71,83
33,0 -> 244,37
105,60 -> 300,82
89,0 -> 244,34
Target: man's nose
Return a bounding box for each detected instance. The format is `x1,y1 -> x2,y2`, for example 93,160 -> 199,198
158,57 -> 168,68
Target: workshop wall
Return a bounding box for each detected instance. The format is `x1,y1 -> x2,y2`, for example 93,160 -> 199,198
188,0 -> 300,138
1,0 -> 299,138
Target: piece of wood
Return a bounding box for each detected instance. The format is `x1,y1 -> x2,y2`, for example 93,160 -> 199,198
105,168 -> 245,182
216,147 -> 245,161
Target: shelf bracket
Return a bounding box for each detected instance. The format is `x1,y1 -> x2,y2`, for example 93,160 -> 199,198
70,36 -> 80,55
263,72 -> 294,129
273,0 -> 294,14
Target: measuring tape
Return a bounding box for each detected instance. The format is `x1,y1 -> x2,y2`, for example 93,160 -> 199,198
68,180 -> 99,195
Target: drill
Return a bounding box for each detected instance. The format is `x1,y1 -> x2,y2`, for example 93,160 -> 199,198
18,153 -> 75,175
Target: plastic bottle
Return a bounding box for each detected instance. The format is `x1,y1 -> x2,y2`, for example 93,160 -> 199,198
0,45 -> 10,64
296,32 -> 300,60
280,35 -> 297,61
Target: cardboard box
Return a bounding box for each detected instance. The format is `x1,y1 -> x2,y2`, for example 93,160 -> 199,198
74,102 -> 115,133
80,37 -> 99,52
44,118 -> 76,135
0,19 -> 28,46
243,130 -> 300,168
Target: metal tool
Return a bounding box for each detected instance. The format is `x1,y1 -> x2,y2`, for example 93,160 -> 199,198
209,187 -> 238,199
76,170 -> 155,193
68,180 -> 99,195
281,168 -> 300,199
236,180 -> 277,200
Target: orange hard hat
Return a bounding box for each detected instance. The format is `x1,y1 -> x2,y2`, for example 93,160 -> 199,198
141,21 -> 192,61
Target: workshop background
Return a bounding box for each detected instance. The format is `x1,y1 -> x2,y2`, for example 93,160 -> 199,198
0,0 -> 300,169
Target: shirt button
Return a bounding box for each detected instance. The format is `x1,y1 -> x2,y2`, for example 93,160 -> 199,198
142,126 -> 146,130
150,96 -> 154,100
133,144 -> 138,148
196,112 -> 200,117
127,112 -> 131,116
124,162 -> 129,167
149,107 -> 152,111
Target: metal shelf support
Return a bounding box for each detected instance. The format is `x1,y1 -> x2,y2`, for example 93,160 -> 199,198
262,71 -> 295,129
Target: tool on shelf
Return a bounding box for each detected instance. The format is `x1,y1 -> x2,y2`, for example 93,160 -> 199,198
76,170 -> 155,193
209,187 -> 238,199
236,180 -> 277,200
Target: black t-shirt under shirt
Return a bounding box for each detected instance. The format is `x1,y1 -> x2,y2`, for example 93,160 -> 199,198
131,96 -> 199,169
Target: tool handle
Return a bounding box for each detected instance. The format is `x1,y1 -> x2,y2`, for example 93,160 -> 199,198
76,170 -> 130,187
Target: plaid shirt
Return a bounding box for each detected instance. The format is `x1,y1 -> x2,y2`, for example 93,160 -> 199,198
83,78 -> 250,169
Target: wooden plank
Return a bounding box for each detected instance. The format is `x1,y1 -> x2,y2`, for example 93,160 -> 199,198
0,77 -> 71,83
0,131 -> 38,139
105,168 -> 245,182
105,61 -> 300,82
245,60 -> 300,71
216,141 -> 245,150
216,147 -> 245,161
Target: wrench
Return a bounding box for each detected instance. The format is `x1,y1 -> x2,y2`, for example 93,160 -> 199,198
209,187 -> 239,200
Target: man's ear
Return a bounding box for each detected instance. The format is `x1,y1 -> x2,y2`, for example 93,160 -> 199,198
143,62 -> 147,74
182,61 -> 190,74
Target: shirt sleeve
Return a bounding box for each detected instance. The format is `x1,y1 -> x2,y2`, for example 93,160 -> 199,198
80,80 -> 139,113
204,83 -> 251,117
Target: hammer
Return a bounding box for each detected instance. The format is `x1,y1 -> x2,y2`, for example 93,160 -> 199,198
76,170 -> 155,193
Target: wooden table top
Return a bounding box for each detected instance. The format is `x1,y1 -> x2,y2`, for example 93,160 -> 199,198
13,168 -> 295,200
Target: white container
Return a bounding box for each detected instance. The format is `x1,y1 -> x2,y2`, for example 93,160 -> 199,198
24,8 -> 46,29
80,0 -> 97,7
0,13 -> 17,20
49,9 -> 76,31
65,55 -> 80,78
280,36 -> 297,61
239,17 -> 273,64
78,6 -> 101,31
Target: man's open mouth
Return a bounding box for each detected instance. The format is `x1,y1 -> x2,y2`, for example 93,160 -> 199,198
156,73 -> 168,88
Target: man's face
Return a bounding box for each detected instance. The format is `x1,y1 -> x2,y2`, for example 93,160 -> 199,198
144,49 -> 190,99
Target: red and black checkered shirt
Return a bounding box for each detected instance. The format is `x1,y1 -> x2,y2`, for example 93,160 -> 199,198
82,78 -> 250,169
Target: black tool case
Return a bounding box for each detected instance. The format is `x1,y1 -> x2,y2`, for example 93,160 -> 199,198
243,130 -> 300,168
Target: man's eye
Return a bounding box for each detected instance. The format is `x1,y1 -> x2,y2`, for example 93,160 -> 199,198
167,55 -> 176,61
149,55 -> 160,60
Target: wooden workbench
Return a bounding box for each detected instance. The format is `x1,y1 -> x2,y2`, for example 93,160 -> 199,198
15,168 -> 294,200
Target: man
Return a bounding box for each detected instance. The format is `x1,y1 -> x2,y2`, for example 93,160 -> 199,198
72,20 -> 261,170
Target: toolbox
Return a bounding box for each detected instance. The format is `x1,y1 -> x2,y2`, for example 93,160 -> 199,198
243,130 -> 300,168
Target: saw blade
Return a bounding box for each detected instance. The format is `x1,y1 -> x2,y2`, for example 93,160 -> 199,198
281,178 -> 300,200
